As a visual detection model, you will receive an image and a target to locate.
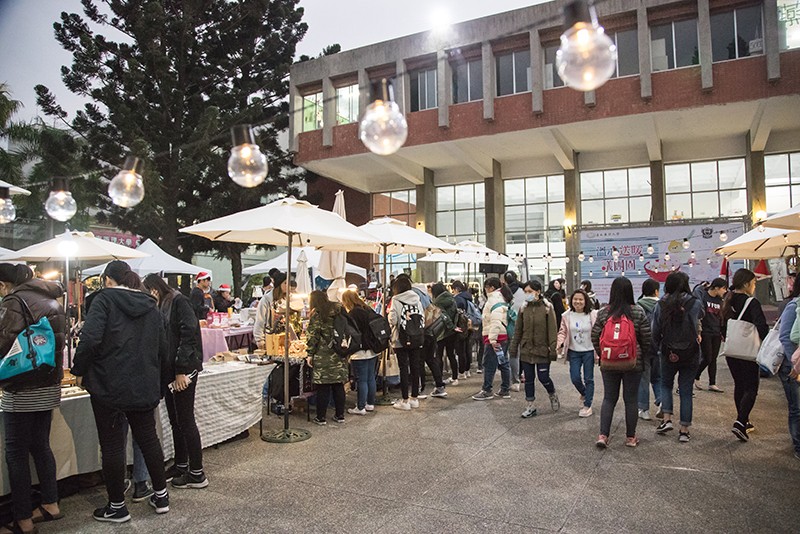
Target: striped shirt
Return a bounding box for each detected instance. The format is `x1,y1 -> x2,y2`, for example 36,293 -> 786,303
0,384 -> 61,413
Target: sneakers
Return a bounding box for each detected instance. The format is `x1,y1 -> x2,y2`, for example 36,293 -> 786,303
495,389 -> 511,399
476,368 -> 483,374
510,383 -> 521,392
625,436 -> 640,448
149,493 -> 170,514
392,400 -> 411,411
365,404 -> 375,412
431,387 -> 448,398
408,398 -> 420,409
656,420 -> 674,434
638,409 -> 652,421
708,385 -> 724,393
333,415 -> 346,423
132,481 -> 154,502
578,406 -> 593,418
93,503 -> 131,523
416,394 -> 428,399
458,373 -> 467,380
549,393 -> 560,412
444,377 -> 459,386
466,371 -> 471,378
746,421 -> 755,434
732,421 -> 749,442
164,464 -> 187,483
472,390 -> 494,400
347,407 -> 367,416
313,417 -> 327,425
521,403 -> 538,418
596,435 -> 609,449
694,380 -> 704,390
655,404 -> 664,419
172,472 -> 209,489
679,431 -> 691,443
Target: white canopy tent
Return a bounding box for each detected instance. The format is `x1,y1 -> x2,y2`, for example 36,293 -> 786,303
715,226 -> 800,259
81,239 -> 211,279
242,247 -> 367,280
0,179 -> 31,196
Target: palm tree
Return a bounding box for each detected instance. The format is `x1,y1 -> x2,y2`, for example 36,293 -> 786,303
0,83 -> 39,183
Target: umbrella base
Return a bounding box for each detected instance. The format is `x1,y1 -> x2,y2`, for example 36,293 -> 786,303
374,394 -> 397,406
261,428 -> 312,443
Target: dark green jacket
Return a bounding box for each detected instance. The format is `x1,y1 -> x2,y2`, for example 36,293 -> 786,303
306,307 -> 348,384
433,291 -> 457,340
509,298 -> 557,364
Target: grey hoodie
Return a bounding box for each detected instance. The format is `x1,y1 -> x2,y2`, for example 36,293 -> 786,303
389,289 -> 423,348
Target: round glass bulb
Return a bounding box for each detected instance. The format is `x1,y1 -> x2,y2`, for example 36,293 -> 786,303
45,191 -> 78,222
683,239 -> 690,249
578,251 -> 585,262
109,170 -> 145,207
665,253 -> 671,261
757,224 -> 766,233
612,249 -> 619,261
228,143 -> 268,188
720,232 -> 728,242
691,251 -> 696,259
588,255 -> 594,263
359,100 -> 408,156
638,254 -> 644,262
647,244 -> 654,255
565,256 -> 570,263
0,198 -> 16,224
556,22 -> 617,91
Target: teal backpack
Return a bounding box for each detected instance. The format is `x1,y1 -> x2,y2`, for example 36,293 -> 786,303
491,302 -> 517,339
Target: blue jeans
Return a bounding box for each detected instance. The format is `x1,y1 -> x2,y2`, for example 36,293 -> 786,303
351,357 -> 377,410
521,361 -> 556,402
778,357 -> 800,454
660,357 -> 699,427
482,341 -> 510,393
638,352 -> 662,411
123,422 -> 151,483
568,350 -> 595,408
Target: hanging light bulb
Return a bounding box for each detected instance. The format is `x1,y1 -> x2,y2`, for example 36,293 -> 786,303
647,243 -> 654,255
578,250 -> 585,262
359,78 -> 408,156
757,224 -> 766,233
454,250 -> 460,258
637,269 -> 642,275
44,177 -> 78,222
664,252 -> 671,262
621,271 -> 625,277
400,244 -> 405,254
604,270 -> 609,277
484,252 -> 490,261
546,253 -> 553,263
720,231 -> 728,242
611,247 -> 619,261
638,254 -> 644,262
565,256 -> 570,263
690,250 -> 696,259
707,258 -> 712,265
588,255 -> 594,263
683,238 -> 690,249
228,124 -> 268,187
0,187 -> 15,224
784,234 -> 789,243
555,0 -> 617,91
573,271 -> 578,276
109,156 -> 145,207
589,270 -> 593,277
689,262 -> 693,268
426,248 -> 432,257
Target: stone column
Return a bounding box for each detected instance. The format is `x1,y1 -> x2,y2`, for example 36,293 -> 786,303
530,30 -> 544,114
746,133 -> 767,226
484,160 -> 504,251
322,77 -> 335,147
482,42 -> 495,121
637,4 -> 652,100
415,168 -> 437,282
764,0 -> 781,81
698,0 -> 714,90
650,160 -> 666,222
437,49 -> 451,128
564,163 -> 579,291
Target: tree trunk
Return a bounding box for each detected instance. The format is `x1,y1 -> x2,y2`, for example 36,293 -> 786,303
231,249 -> 243,298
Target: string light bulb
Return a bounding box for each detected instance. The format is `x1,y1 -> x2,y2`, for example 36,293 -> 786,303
647,243 -> 654,255
720,231 -> 728,242
664,252 -> 671,262
707,258 -> 712,265
638,254 -> 644,262
604,270 -> 609,277
683,238 -> 690,249
588,255 -> 594,263
757,224 -> 766,233
555,0 -> 618,91
578,250 -> 585,262
691,250 -> 696,259
589,271 -> 593,277
359,78 -> 408,156
0,187 -> 15,224
546,253 -> 553,263
109,156 -> 145,207
565,256 -> 570,263
228,125 -> 268,187
611,247 -> 619,261
784,234 -> 789,243
45,177 -> 77,222
426,248 -> 432,257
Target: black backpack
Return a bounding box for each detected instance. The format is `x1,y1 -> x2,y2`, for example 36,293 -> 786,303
398,301 -> 425,350
659,295 -> 699,364
365,310 -> 391,353
331,310 -> 362,358
455,309 -> 470,340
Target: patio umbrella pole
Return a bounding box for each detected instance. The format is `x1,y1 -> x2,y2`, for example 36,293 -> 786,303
376,243 -> 396,405
65,256 -> 73,369
262,232 -> 311,443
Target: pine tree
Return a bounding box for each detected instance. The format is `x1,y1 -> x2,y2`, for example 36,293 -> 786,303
35,0 -> 308,295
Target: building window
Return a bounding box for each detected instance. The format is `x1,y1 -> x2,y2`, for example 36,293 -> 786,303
711,5 -> 764,62
302,91 -> 323,132
545,29 -> 638,89
335,84 -> 359,125
765,152 -> 800,214
665,159 -> 747,220
543,45 -> 564,89
778,0 -> 800,50
504,175 -> 566,276
496,49 -> 531,96
580,167 -> 652,225
410,68 -> 437,112
452,59 -> 483,103
435,184 -> 485,244
651,19 -> 699,71
372,190 -> 418,275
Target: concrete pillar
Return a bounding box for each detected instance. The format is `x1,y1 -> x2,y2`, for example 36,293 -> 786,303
698,0 -> 714,91
288,82 -> 303,153
484,160 -> 504,251
437,49 -> 451,128
415,168 -> 437,281
764,0 -> 781,81
637,5 -> 652,100
482,42 -> 495,121
650,160 -> 665,222
396,59 -> 409,115
564,162 -> 579,291
358,68 -> 369,118
322,77 -> 335,147
530,30 -> 544,114
746,133 -> 767,225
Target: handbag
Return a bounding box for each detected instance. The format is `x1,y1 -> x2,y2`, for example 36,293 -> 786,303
0,295 -> 58,386
424,305 -> 446,340
719,297 -> 761,362
379,350 -> 400,378
756,319 -> 783,375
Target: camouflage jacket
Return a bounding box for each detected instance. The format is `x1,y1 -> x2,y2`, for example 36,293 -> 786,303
306,307 -> 348,385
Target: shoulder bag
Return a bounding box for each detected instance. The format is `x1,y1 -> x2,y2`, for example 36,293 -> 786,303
0,295 -> 58,386
719,297 -> 761,362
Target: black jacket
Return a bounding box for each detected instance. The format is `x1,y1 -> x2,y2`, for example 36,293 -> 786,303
454,290 -> 473,311
72,287 -> 169,411
212,291 -> 233,313
0,279 -> 67,392
190,287 -> 211,319
162,291 -> 204,376
348,306 -> 374,351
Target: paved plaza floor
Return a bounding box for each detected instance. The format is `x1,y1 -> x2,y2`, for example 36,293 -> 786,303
52,358 -> 800,533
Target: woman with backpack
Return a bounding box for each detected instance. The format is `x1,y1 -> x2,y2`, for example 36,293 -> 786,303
777,280 -> 800,460
431,282 -> 460,386
545,279 -> 567,331
722,269 -> 768,442
472,277 -> 512,400
557,288 -> 597,418
651,272 -> 704,443
306,290 -> 348,424
0,264 -> 66,534
591,277 -> 651,448
509,280 -> 560,418
388,277 -> 424,411
453,280 -> 477,379
341,290 -> 378,415
142,274 -> 207,489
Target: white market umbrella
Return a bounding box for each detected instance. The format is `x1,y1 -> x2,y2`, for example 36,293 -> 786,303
760,203 -> 800,231
715,226 -> 800,259
242,247 -> 367,279
294,249 -> 312,296
82,239 -> 210,278
0,179 -> 31,196
317,190 -> 348,301
180,197 -> 378,443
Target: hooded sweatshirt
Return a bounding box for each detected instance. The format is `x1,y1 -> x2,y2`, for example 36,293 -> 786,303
482,290 -> 508,345
72,287 -> 169,411
433,290 -> 458,339
389,289 -> 423,349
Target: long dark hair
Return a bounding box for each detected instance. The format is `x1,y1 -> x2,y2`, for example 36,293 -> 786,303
499,285 -> 514,304
142,273 -> 175,308
309,290 -> 337,317
569,289 -> 592,314
661,271 -> 691,323
721,268 -> 757,320
103,260 -> 142,290
607,277 -> 635,319
0,264 -> 33,286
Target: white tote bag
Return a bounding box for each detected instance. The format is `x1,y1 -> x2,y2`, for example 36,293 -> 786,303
756,319 -> 783,375
719,298 -> 761,361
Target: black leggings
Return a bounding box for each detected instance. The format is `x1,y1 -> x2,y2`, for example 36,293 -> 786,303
457,336 -> 473,374
437,335 -> 459,380
315,382 -> 345,420
727,357 -> 760,424
696,334 -> 721,385
164,377 -> 203,472
420,336 -> 443,390
91,399 -> 167,504
395,347 -> 421,399
600,370 -> 642,438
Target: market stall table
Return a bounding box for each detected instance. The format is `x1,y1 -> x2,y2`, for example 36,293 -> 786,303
200,326 -> 254,361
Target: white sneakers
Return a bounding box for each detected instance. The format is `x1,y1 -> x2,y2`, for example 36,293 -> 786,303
638,409 -> 652,421
510,383 -> 521,392
392,400 -> 411,411
347,407 -> 367,416
409,398 -> 420,409
579,406 -> 593,418
458,373 -> 467,380
365,404 -> 375,412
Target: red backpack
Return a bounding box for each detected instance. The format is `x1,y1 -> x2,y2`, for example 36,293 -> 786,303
598,312 -> 638,371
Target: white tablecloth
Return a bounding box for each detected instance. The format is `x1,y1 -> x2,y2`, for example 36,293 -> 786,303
0,362 -> 274,496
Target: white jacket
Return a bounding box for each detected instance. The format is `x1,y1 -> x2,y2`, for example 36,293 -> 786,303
388,290 -> 423,349
253,290 -> 274,347
482,290 -> 508,344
